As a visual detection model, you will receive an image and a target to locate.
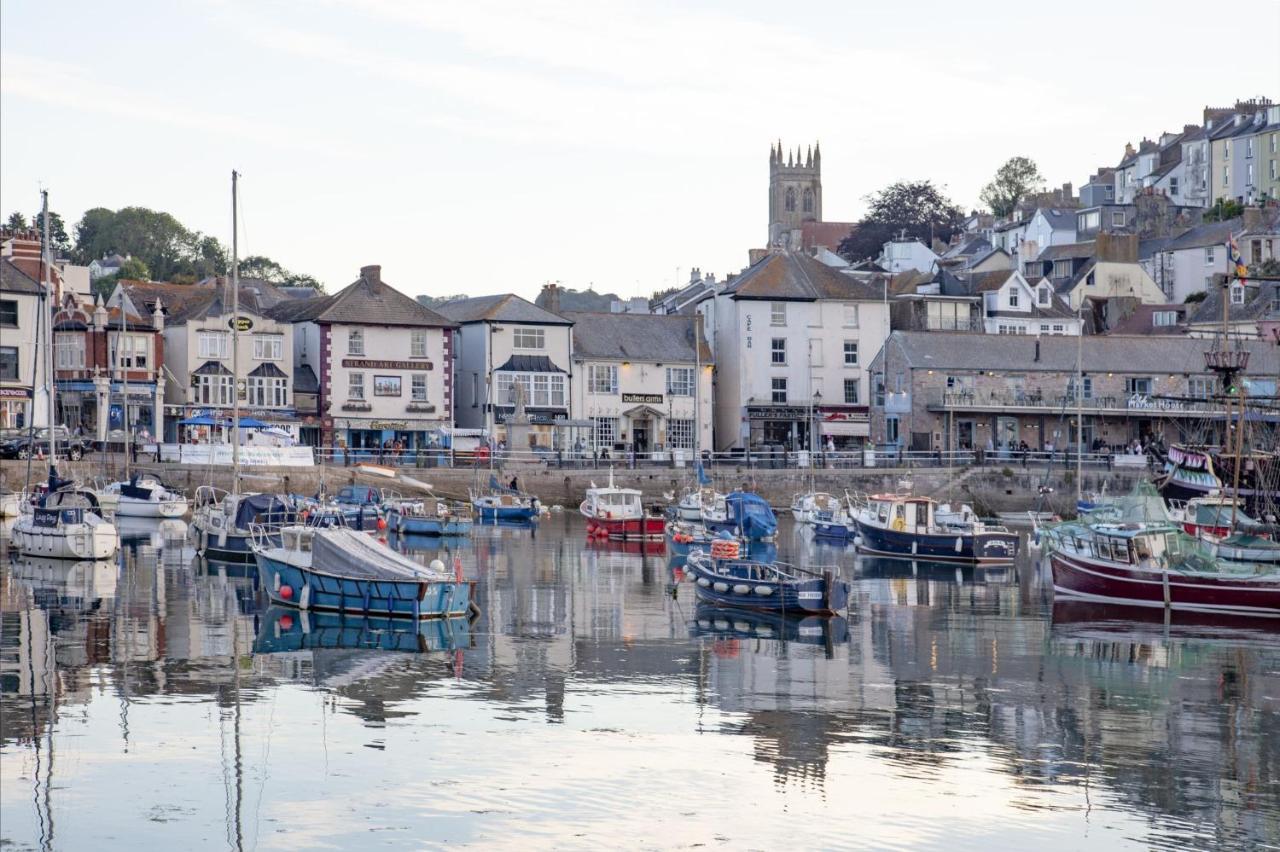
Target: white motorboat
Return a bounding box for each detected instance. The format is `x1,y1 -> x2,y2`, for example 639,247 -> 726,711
790,491 -> 841,524
10,471 -> 119,560
99,474 -> 189,518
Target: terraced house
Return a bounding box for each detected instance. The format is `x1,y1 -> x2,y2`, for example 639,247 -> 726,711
269,265 -> 455,454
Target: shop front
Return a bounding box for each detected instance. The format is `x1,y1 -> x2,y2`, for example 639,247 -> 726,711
817,406 -> 870,450
332,416 -> 449,458
745,404 -> 812,452
56,380 -> 159,438
0,387 -> 31,430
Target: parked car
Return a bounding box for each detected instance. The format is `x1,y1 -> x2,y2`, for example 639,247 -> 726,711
0,426 -> 93,461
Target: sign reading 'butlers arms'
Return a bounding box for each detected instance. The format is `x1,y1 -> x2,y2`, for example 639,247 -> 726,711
621,393 -> 663,404
341,359 -> 434,370
227,316 -> 255,332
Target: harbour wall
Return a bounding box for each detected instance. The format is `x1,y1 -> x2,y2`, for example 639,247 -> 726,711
2,457 -> 1150,517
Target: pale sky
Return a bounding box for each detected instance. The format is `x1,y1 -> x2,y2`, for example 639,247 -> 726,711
3,1 -> 1278,300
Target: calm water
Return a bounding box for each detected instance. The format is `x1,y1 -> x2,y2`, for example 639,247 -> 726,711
2,514 -> 1278,850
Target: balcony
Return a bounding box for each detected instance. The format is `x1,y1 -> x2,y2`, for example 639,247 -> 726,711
927,390 -> 1224,417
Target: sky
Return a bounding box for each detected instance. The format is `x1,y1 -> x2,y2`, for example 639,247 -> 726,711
2,1 -> 1278,301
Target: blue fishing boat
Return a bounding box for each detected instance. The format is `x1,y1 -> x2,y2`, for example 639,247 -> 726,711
253,606 -> 472,654
386,495 -> 474,536
702,491 -> 778,541
328,485 -> 384,532
472,475 -> 540,522
252,525 -> 476,619
685,546 -> 848,615
811,498 -> 857,542
690,603 -> 850,646
851,493 -> 1019,563
192,488 -> 297,563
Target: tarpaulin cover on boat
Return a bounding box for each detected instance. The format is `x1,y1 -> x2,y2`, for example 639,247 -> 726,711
232,494 -> 294,529
311,527 -> 450,581
725,491 -> 778,540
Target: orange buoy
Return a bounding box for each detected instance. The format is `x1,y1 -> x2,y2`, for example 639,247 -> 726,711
279,584 -> 294,600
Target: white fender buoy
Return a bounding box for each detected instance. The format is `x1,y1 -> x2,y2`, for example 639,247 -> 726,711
697,577 -> 711,587
713,582 -> 730,593
754,585 -> 774,596
732,584 -> 751,595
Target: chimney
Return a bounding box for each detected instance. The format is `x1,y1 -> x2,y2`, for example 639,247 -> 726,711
1096,232 -> 1138,263
360,264 -> 381,285
541,282 -> 562,314
1062,182 -> 1073,199
1242,207 -> 1263,231
1124,142 -> 1135,158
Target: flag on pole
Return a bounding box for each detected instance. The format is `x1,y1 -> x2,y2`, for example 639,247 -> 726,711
1227,236 -> 1248,278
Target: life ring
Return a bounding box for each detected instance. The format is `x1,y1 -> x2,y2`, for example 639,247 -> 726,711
891,517 -> 906,532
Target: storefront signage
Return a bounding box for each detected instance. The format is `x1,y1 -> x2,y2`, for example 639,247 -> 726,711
342,359 -> 433,370
370,421 -> 409,430
746,406 -> 809,420
227,316 -> 255,332
621,393 -> 663,404
0,387 -> 33,399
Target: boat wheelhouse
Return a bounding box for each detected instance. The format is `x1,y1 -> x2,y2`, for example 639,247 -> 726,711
580,470 -> 665,542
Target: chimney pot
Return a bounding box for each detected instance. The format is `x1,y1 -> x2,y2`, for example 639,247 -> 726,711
360,264 -> 381,283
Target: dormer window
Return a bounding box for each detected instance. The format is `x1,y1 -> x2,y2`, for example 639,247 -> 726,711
1008,289 -> 1019,308
1037,286 -> 1050,306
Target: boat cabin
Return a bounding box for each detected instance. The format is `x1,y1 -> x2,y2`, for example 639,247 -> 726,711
584,487 -> 644,519
864,494 -> 938,533
1053,522 -> 1184,567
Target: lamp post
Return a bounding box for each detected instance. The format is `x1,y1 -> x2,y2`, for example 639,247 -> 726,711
811,389 -> 822,462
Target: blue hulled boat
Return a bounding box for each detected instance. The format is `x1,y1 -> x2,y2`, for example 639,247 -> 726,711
386,495 -> 474,536
702,491 -> 778,541
329,485 -> 384,532
252,525 -> 476,619
851,494 -> 1019,563
685,547 -> 848,615
253,606 -> 471,654
811,498 -> 857,542
472,475 -> 540,522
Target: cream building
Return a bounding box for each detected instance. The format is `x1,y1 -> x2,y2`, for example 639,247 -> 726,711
564,311 -> 713,458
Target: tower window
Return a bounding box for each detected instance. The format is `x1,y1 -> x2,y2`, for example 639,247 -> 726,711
803,188 -> 814,214
785,187 -> 796,212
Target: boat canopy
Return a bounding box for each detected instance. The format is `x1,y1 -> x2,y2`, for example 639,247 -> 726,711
233,493 -> 294,529
725,492 -> 778,539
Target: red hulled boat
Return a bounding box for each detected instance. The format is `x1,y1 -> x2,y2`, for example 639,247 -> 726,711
580,470 -> 665,542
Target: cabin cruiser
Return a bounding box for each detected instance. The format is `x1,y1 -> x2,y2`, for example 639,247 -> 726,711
471,475 -> 541,522
98,474 -> 188,518
191,486 -> 297,563
852,493 -> 1018,563
10,469 -> 118,560
580,470 -> 665,541
790,491 -> 841,525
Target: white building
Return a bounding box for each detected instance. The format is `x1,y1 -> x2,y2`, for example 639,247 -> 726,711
878,237 -> 937,274
1018,207 -> 1077,266
975,270 -> 1082,336
706,251 -> 891,451
269,265 -> 456,453
114,278 -> 298,442
437,293 -> 574,448
564,311 -> 713,458
0,258 -> 50,428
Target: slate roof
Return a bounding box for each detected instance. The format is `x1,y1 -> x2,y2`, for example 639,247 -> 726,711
942,237 -> 991,260
1035,241 -> 1096,262
293,364 -> 320,394
1054,259 -> 1096,295
267,267 -> 453,328
1164,218 -> 1240,251
119,278 -> 293,325
1105,304 -> 1188,335
968,269 -> 1017,293
563,311 -> 713,364
493,354 -> 567,373
435,293 -> 572,325
1036,208 -> 1077,232
249,362 -> 288,378
1187,280 -> 1280,325
883,330 -> 1279,376
721,251 -> 883,301
0,258 -> 45,294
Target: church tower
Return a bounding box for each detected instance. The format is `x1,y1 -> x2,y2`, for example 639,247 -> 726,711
768,141 -> 821,249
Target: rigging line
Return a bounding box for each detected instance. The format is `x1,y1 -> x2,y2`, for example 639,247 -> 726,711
26,609 -> 48,852
250,683 -> 281,852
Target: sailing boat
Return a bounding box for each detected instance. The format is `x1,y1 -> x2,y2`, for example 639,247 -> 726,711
10,190 -> 119,560
97,297 -> 188,518
191,171 -> 295,562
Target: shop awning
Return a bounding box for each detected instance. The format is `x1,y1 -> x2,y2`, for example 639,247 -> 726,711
820,421 -> 869,437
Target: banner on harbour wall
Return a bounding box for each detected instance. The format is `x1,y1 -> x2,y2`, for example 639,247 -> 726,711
161,444 -> 315,466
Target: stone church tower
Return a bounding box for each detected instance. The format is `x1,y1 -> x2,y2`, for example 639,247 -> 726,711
768,141 -> 821,249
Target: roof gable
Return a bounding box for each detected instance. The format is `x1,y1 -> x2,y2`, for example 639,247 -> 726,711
723,251 -> 883,301
563,311 -> 713,364
268,267 -> 454,327
435,293 -> 572,325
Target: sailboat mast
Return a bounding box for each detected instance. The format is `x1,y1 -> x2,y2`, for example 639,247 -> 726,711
120,290 -> 129,478
694,311 -> 701,460
41,190 -> 55,467
1075,302 -> 1083,502
231,170 -> 240,484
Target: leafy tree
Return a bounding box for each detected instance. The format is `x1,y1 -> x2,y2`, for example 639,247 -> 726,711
6,212 -> 28,229
1203,198 -> 1244,223
1183,291 -> 1207,304
239,254 -> 322,289
979,156 -> 1044,218
417,294 -> 471,309
32,210 -> 71,255
837,179 -> 964,262
117,257 -> 151,280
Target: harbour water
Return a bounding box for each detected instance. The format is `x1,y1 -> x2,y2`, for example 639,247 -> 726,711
1,514 -> 1277,850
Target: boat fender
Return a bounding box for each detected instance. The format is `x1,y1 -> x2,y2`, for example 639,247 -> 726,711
377,517 -> 387,531
853,536 -> 863,547
956,537 -> 963,553
697,577 -> 711,587
279,614 -> 293,631
732,584 -> 751,595
279,584 -> 294,600
713,582 -> 730,593
218,529 -> 227,547
714,619 -> 730,630
754,586 -> 774,596
911,540 -> 917,555
299,584 -> 311,610
734,621 -> 750,632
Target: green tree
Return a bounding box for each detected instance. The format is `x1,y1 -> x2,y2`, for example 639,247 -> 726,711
6,212 -> 28,229
979,156 -> 1044,218
32,210 -> 71,255
837,179 -> 964,262
1203,198 -> 1244,223
239,254 -> 322,289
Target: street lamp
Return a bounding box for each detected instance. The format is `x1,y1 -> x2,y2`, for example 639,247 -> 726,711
811,389 -> 822,455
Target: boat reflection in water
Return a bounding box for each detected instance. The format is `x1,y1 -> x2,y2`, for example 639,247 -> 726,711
691,602 -> 849,647
254,606 -> 473,654
1051,598 -> 1280,642
855,554 -> 1016,584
